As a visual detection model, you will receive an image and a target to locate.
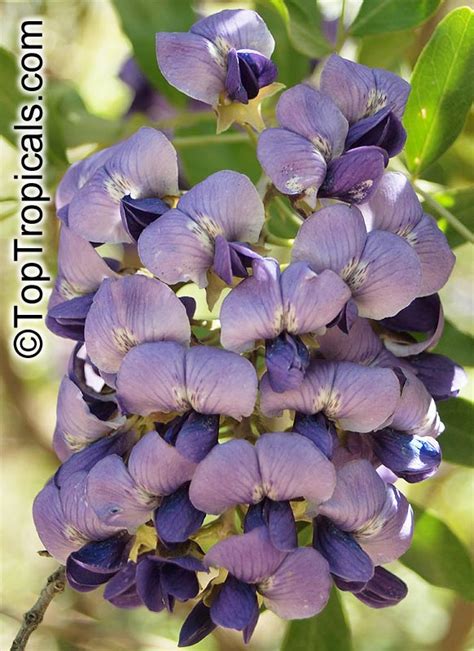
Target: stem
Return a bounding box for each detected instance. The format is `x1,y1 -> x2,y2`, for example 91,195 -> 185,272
413,181 -> 474,245
336,0 -> 347,52
155,110 -> 215,131
173,133 -> 248,148
274,196 -> 303,228
242,123 -> 258,147
11,566 -> 66,651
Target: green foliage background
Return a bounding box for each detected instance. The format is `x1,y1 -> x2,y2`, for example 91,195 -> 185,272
0,1 -> 472,650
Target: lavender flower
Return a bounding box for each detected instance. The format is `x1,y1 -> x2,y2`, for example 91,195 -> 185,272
156,9 -> 281,132
257,84 -> 387,207
138,171 -> 264,287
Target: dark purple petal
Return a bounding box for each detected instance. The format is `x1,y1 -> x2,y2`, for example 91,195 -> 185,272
346,109 -> 406,157
213,234 -> 234,285
179,601 -> 216,647
120,195 -> 170,242
265,332 -> 310,393
47,293 -> 95,342
354,566 -> 408,608
313,516 -> 374,583
189,439 -> 261,514
408,352 -> 466,401
155,484 -> 205,543
160,562 -> 200,601
66,561 -> 116,593
370,429 -> 441,482
174,412 -> 219,463
103,561 -> 137,601
260,547 -> 332,619
293,413 -> 335,458
319,146 -> 386,204
238,49 -> 277,90
210,575 -> 259,631
225,47 -> 250,103
135,556 -> 166,612
265,499 -> 297,552
276,85 -> 348,159
67,530 -> 131,572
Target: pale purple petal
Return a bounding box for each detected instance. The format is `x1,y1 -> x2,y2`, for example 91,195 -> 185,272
319,146 -> 386,204
185,346 -> 257,419
86,455 -> 158,528
408,353 -> 466,401
318,460 -> 386,531
84,275 -> 190,375
357,486 -> 413,564
128,431 -> 197,496
276,85 -> 348,159
255,432 -> 336,504
388,373 -> 443,437
156,32 -> 225,106
191,9 -> 275,57
292,204 -> 367,275
177,171 -> 265,243
205,526 -> 285,583
138,209 -> 214,287
260,548 -> 332,619
317,317 -> 383,364
373,68 -> 410,119
189,440 -> 261,514
409,214 -> 455,295
350,230 -> 422,319
382,295 -> 444,357
220,258 -> 283,352
281,264 -> 351,335
53,376 -> 119,461
68,128 -> 178,243
257,128 -> 327,200
360,172 -> 422,232
116,342 -> 187,416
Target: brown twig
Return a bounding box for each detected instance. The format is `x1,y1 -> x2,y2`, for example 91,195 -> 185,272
10,566 -> 66,651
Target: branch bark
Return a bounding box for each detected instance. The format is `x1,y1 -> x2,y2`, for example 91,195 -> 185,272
10,566 -> 66,651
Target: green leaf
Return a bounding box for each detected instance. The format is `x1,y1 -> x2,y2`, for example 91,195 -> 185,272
284,0 -> 331,58
435,320 -> 474,368
404,7 -> 474,175
357,32 -> 415,71
111,0 -> 195,104
423,187 -> 474,248
437,398 -> 474,467
401,505 -> 474,601
281,589 -> 353,651
351,0 -> 442,36
0,47 -> 24,146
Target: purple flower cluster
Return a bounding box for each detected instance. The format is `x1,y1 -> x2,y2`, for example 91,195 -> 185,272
34,8 -> 465,647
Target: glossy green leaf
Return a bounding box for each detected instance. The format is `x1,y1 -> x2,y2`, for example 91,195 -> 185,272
112,0 -> 195,104
281,589 -> 353,651
423,188 -> 474,248
284,0 -> 331,58
438,398 -> 474,467
0,47 -> 24,146
351,0 -> 442,36
435,320 -> 474,368
401,505 -> 474,601
404,7 -> 474,175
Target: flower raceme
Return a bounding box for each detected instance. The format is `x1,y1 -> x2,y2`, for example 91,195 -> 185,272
33,7 -> 464,648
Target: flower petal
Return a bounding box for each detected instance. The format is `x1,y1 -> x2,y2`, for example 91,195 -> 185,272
205,526 -> 286,583
116,342 -> 187,416
265,500 -> 298,552
179,601 -> 216,647
408,352 -> 466,401
370,429 -> 441,483
276,85 -> 348,159
210,575 -> 259,631
156,32 -> 225,106
189,439 -> 261,514
255,432 -> 336,503
185,346 -> 258,419
388,373 -> 443,437
191,9 -> 275,57
261,547 -> 332,619
318,460 -> 386,531
155,484 -> 205,543
128,431 -> 197,496
257,128 -> 327,199
220,257 -> 283,352
409,213 -> 455,295
319,146 -> 386,204
360,171 -> 422,232
84,275 -> 190,375
135,557 -> 166,612
354,566 -> 408,608
317,317 -> 383,365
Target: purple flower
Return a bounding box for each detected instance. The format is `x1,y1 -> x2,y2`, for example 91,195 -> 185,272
292,204 -> 423,320
57,128 -> 178,243
33,470 -> 127,564
84,274 -> 191,380
220,258 -> 351,392
335,566 -> 408,609
46,226 -> 120,341
319,54 -> 410,157
314,459 -> 413,584
156,10 -> 280,131
261,358 -> 401,433
189,432 -> 335,550
257,84 -> 387,207
103,551 -> 204,611
138,171 -> 264,287
360,172 -> 455,295
119,57 -> 177,123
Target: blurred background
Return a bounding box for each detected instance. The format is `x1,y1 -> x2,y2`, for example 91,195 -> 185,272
0,0 -> 473,649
